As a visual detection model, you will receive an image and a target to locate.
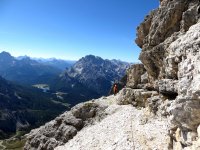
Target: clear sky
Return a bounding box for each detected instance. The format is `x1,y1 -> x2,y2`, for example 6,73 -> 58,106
0,0 -> 159,62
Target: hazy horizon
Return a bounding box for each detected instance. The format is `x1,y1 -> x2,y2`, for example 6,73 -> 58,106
0,0 -> 159,62
0,50 -> 135,62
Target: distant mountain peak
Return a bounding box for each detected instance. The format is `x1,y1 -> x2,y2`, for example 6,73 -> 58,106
66,55 -> 130,95
20,56 -> 32,62
82,55 -> 102,60
84,54 -> 96,58
0,51 -> 15,66
0,51 -> 13,58
16,55 -> 30,60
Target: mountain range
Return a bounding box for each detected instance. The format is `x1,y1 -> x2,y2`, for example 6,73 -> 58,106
0,52 -> 130,105
31,57 -> 76,70
0,51 -> 130,139
0,51 -> 61,85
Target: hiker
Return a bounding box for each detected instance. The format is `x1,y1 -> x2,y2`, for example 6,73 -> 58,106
113,84 -> 118,95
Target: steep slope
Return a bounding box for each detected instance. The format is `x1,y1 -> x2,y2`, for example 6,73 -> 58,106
0,76 -> 66,139
51,74 -> 100,106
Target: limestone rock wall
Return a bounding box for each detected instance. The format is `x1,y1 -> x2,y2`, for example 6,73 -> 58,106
136,0 -> 200,81
132,0 -> 200,149
167,23 -> 200,149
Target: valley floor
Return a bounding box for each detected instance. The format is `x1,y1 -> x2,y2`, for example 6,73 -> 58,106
0,138 -> 26,150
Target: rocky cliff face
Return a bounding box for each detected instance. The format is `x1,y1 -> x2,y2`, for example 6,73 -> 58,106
134,0 -> 200,149
136,0 -> 200,82
24,0 -> 200,149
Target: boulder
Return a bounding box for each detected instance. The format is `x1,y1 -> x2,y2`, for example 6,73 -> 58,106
126,64 -> 146,88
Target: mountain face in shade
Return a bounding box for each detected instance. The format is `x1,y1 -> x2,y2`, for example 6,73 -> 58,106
0,51 -> 16,71
0,51 -> 61,85
0,76 -> 66,139
65,55 -> 130,95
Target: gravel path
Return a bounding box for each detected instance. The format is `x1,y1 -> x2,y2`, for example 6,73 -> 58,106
55,105 -> 170,150
0,140 -> 6,150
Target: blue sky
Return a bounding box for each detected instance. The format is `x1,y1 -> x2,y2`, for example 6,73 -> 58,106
0,0 -> 158,62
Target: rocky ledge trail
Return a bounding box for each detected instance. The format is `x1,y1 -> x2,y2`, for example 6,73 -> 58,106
55,95 -> 170,150
24,88 -> 171,150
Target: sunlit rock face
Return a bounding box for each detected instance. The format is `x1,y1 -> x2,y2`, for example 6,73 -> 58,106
168,23 -> 200,131
136,0 -> 199,82
135,0 -> 200,149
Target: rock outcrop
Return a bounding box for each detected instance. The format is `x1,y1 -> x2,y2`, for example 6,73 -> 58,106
24,100 -> 106,150
24,0 -> 200,149
136,0 -> 200,82
126,64 -> 146,89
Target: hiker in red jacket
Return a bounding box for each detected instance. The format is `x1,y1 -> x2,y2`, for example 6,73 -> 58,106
113,84 -> 118,95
